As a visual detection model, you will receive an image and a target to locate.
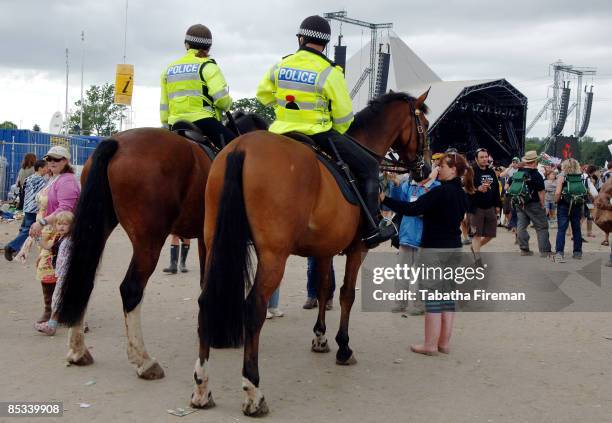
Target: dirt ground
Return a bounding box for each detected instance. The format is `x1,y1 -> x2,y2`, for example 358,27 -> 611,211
1,220 -> 611,423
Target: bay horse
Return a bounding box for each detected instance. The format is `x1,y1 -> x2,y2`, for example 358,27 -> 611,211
56,114 -> 267,380
191,90 -> 430,415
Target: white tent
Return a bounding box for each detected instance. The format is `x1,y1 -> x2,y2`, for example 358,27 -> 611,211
343,34 -> 527,161
344,33 -> 441,111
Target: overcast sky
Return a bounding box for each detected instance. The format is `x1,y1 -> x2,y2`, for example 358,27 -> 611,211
1,0 -> 611,140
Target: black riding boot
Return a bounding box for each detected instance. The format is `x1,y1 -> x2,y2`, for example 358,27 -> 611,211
163,245 -> 178,274
312,130 -> 396,249
179,243 -> 190,273
362,179 -> 397,249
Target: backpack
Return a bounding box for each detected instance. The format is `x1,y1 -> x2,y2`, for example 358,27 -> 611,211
506,170 -> 531,207
561,173 -> 588,210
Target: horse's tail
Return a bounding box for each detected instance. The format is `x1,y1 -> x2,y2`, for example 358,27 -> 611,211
57,139 -> 119,326
200,149 -> 252,348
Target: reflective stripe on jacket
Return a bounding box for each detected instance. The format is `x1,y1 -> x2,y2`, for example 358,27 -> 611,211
256,47 -> 353,136
160,49 -> 232,126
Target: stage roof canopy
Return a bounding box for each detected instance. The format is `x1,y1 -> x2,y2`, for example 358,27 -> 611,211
344,34 -> 527,163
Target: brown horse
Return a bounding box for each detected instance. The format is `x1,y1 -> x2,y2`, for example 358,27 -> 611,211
190,90 -> 430,415
56,114 -> 266,380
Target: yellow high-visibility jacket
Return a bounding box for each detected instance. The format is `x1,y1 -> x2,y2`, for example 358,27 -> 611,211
160,49 -> 232,126
256,47 -> 353,135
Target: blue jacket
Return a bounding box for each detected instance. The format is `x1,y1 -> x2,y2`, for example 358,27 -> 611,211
390,179 -> 441,248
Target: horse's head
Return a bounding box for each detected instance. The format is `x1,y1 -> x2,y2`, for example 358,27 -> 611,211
391,89 -> 430,170
348,90 -> 430,171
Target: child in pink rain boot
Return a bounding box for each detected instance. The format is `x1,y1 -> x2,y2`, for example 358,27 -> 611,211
34,211 -> 73,335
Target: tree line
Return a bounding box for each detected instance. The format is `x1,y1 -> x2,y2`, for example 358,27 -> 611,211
526,136 -> 612,167
1,84 -> 274,137
1,85 -> 610,167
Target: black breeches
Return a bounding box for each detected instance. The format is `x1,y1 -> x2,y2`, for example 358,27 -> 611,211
311,131 -> 379,182
311,130 -> 381,221
193,117 -> 237,148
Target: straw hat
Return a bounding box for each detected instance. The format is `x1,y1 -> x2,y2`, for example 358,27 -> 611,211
522,150 -> 539,163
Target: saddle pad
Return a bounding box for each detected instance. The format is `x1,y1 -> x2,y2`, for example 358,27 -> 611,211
172,126 -> 217,162
316,155 -> 359,205
283,132 -> 358,205
194,142 -> 216,162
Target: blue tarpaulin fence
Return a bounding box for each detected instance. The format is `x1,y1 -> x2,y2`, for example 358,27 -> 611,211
0,129 -> 103,200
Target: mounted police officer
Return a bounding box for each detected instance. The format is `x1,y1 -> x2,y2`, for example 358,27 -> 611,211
160,24 -> 235,149
256,15 -> 396,248
160,24 -> 236,274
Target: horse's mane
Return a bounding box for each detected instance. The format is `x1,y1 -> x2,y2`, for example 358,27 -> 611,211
232,111 -> 270,131
349,91 -> 428,132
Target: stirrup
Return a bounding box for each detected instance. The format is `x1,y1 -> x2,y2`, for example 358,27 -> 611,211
363,219 -> 397,249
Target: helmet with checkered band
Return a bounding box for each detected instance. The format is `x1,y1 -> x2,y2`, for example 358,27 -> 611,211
185,24 -> 212,50
296,15 -> 331,46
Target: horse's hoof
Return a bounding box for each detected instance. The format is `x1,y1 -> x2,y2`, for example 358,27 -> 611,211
311,338 -> 330,353
242,396 -> 269,417
137,361 -> 165,380
67,348 -> 94,366
191,391 -> 215,409
336,353 -> 357,366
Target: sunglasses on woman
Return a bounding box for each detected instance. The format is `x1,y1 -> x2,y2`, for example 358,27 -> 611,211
45,157 -> 64,162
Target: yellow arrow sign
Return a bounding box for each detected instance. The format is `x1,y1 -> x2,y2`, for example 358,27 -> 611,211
114,64 -> 134,105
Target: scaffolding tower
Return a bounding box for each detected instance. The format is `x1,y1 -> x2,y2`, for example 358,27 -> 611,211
528,60 -> 596,139
550,61 -> 596,138
324,11 -> 392,101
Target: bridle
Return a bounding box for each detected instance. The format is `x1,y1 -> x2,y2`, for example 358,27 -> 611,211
380,100 -> 428,174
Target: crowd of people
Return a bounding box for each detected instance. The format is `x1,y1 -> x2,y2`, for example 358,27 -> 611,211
1,144 -> 610,362
2,13 -> 610,361
380,148 -> 611,356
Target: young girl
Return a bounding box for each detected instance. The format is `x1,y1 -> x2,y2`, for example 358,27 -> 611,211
34,211 -> 74,335
381,152 -> 475,356
544,170 -> 558,222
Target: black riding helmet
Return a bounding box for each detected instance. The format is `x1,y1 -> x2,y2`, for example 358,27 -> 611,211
185,24 -> 212,49
296,15 -> 331,46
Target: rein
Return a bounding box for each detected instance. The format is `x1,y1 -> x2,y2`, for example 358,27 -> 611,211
380,101 -> 427,174
347,100 -> 427,174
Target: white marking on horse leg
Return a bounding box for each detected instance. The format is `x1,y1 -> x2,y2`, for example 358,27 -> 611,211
191,358 -> 214,408
314,331 -> 329,350
242,376 -> 265,415
312,329 -> 330,352
66,321 -> 89,362
124,301 -> 157,374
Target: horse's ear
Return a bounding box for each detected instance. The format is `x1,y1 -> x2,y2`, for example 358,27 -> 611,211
416,87 -> 431,108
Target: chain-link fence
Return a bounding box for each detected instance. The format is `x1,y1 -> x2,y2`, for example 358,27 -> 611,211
0,131 -> 100,200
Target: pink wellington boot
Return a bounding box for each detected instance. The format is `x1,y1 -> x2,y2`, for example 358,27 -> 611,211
34,321 -> 57,336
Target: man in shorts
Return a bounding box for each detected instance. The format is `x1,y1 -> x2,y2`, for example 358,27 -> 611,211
469,148 -> 501,265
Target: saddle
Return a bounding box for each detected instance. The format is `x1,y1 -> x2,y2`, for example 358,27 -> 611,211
284,132 -> 358,205
171,120 -> 218,162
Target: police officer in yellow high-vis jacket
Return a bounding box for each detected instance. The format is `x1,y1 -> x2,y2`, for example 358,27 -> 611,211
159,24 -> 236,274
161,24 -> 235,149
256,15 -> 396,248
